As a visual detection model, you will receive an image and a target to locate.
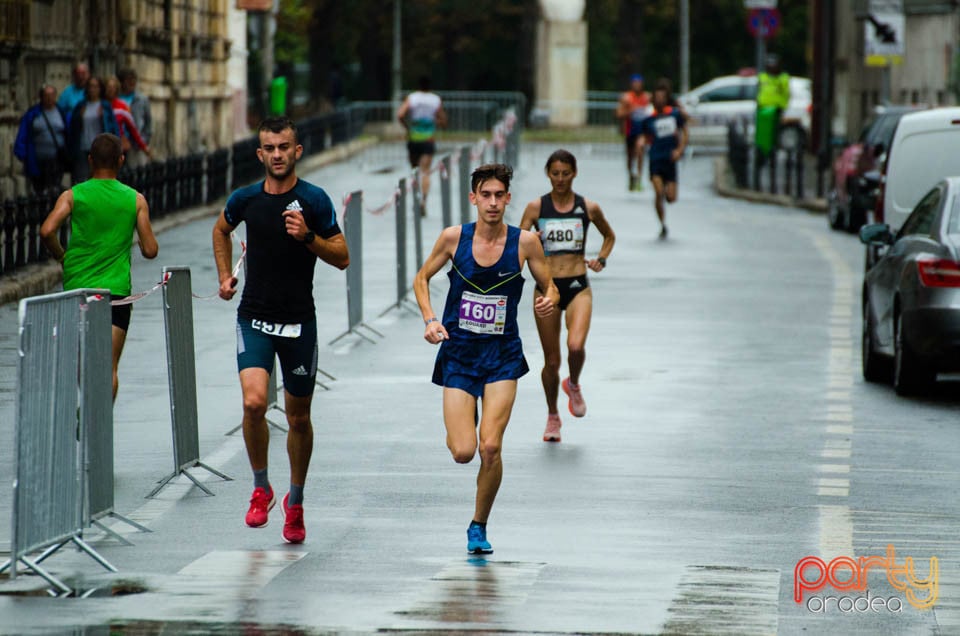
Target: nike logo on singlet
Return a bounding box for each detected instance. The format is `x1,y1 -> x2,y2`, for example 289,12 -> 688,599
498,271 -> 515,277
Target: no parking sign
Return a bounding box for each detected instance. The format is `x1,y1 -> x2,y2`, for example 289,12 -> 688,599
747,8 -> 781,40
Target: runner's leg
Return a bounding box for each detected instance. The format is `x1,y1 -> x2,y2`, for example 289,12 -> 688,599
284,391 -> 314,487
534,288 -> 563,415
474,380 -> 517,523
418,153 -> 434,203
443,386 -> 479,464
564,289 -> 593,385
666,179 -> 678,203
652,175 -> 666,226
110,325 -> 127,401
240,368 -> 271,471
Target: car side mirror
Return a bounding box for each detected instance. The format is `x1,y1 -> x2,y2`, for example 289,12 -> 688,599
862,170 -> 882,187
859,223 -> 894,246
873,143 -> 884,156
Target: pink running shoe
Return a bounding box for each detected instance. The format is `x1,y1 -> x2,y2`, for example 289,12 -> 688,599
543,414 -> 562,442
562,377 -> 586,417
282,493 -> 306,544
245,486 -> 275,528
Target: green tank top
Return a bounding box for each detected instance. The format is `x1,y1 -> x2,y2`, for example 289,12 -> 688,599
63,179 -> 138,296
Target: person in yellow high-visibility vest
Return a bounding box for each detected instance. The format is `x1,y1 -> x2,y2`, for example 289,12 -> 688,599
755,54 -> 790,157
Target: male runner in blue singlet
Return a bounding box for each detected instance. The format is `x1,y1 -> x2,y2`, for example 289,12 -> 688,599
634,79 -> 687,240
212,117 -> 349,544
414,163 -> 559,554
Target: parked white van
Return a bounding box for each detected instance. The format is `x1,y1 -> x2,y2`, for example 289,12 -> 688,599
876,107 -> 960,232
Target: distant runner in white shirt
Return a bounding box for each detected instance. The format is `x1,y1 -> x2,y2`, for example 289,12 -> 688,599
397,76 -> 448,215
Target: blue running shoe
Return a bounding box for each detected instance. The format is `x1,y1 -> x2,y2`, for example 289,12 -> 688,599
467,522 -> 493,554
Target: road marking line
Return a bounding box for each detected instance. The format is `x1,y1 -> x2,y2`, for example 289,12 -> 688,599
818,464 -> 851,473
826,424 -> 854,435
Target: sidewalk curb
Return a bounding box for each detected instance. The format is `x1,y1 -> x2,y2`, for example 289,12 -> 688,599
0,137 -> 378,309
712,156 -> 828,214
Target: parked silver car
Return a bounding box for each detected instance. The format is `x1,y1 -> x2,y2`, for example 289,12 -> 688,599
860,177 -> 960,394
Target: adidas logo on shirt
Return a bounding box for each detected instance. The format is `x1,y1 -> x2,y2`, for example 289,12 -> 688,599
291,365 -> 308,376
286,199 -> 303,212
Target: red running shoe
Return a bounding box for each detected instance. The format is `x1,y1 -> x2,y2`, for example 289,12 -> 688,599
245,486 -> 275,528
561,377 -> 586,417
282,493 -> 306,544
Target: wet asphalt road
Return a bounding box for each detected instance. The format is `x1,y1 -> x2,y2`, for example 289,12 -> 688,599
1,142 -> 959,634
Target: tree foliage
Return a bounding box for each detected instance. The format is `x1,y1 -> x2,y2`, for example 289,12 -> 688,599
288,0 -> 809,102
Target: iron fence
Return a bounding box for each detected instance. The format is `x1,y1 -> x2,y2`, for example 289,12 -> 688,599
0,109 -> 366,277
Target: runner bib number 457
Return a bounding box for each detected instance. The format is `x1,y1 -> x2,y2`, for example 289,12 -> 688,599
459,291 -> 507,335
251,319 -> 301,338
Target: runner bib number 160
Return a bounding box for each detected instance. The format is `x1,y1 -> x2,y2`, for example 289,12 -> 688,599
458,291 -> 507,335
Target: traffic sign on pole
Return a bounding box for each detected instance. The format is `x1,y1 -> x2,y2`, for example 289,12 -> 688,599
746,8 -> 781,40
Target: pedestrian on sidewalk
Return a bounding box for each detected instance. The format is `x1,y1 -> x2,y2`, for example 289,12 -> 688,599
414,163 -> 558,554
67,76 -> 119,184
520,149 -> 616,442
40,133 -> 159,400
104,76 -> 152,163
212,117 -> 349,545
117,68 -> 153,168
57,62 -> 89,114
14,85 -> 69,195
634,78 -> 688,240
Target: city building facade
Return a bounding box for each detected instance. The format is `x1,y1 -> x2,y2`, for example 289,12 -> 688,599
1,0 -> 247,196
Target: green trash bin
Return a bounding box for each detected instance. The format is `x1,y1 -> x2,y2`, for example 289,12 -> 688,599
269,76 -> 287,116
755,105 -> 778,156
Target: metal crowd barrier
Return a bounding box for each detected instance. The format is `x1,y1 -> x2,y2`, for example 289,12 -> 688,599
148,267 -> 232,498
82,292 -> 151,542
331,192 -> 382,345
0,290 -> 118,595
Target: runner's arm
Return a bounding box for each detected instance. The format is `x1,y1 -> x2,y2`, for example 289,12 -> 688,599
396,97 -> 410,129
414,226 -> 458,343
309,232 -> 349,270
585,200 -> 615,272
615,94 -> 631,121
671,123 -> 689,162
520,230 -> 558,317
436,103 -> 448,129
39,189 -> 74,263
519,199 -> 542,234
212,211 -> 238,300
135,192 -> 158,259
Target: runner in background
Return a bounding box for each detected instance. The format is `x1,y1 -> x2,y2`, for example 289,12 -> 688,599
635,79 -> 688,240
520,149 -> 616,442
397,76 -> 448,215
615,74 -> 652,192
40,133 -> 159,400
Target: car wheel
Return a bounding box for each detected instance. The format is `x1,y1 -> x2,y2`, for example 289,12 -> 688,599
893,311 -> 935,395
862,297 -> 889,383
848,205 -> 867,233
827,190 -> 845,230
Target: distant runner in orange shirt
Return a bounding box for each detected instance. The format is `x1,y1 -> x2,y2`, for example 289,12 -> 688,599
615,74 -> 652,192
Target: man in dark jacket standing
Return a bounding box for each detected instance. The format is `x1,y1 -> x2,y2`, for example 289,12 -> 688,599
14,85 -> 69,194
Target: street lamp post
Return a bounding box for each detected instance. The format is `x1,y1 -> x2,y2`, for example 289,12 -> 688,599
392,0 -> 402,112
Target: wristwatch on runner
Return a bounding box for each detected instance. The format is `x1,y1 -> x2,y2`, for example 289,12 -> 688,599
303,231 -> 316,244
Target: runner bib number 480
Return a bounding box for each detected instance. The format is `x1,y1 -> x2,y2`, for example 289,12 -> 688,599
251,319 -> 301,338
459,291 -> 507,335
542,217 -> 584,253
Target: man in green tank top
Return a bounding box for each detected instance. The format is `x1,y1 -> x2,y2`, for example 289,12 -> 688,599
41,133 -> 159,400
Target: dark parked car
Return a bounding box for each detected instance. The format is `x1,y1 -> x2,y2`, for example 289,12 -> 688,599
829,106 -> 920,233
860,178 -> 960,395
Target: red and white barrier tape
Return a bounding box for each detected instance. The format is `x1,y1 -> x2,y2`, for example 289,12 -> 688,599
192,239 -> 247,300
111,271 -> 171,306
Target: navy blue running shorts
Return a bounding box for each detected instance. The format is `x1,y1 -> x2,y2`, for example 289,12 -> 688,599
649,158 -> 678,184
432,337 -> 529,398
236,317 -> 318,397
